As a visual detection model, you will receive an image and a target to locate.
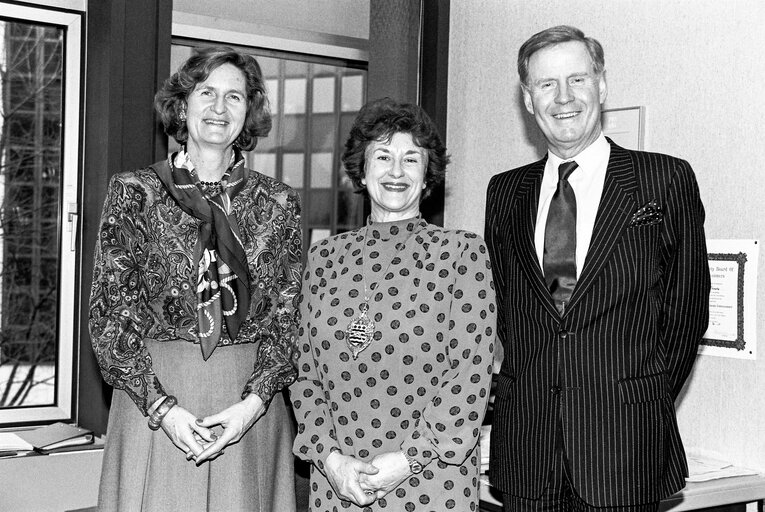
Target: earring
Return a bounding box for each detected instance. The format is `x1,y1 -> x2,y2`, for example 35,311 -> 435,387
179,107 -> 186,122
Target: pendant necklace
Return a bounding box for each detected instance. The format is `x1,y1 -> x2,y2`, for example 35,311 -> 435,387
345,219 -> 419,360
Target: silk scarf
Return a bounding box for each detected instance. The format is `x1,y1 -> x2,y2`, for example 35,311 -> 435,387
153,147 -> 250,360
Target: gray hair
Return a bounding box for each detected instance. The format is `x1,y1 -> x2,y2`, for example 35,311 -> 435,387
517,25 -> 605,87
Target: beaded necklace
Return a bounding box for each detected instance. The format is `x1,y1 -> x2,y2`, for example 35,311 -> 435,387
199,180 -> 223,197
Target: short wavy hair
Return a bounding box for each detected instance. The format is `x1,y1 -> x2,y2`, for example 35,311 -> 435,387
342,97 -> 449,199
518,25 -> 605,87
154,46 -> 272,151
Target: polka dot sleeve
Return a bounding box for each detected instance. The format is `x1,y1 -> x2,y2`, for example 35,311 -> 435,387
399,233 -> 496,468
290,245 -> 340,472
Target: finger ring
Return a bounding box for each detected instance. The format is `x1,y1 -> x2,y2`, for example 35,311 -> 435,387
364,490 -> 374,495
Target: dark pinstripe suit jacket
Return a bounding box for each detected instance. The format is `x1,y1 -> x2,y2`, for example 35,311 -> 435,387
485,139 -> 710,506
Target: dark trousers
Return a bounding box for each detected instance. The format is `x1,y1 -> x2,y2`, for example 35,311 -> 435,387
502,424 -> 659,512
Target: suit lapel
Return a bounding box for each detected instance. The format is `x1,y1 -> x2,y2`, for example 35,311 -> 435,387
566,141 -> 637,312
509,158 -> 561,319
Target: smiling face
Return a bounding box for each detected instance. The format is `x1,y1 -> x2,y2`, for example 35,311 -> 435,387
362,132 -> 427,222
522,40 -> 607,159
184,62 -> 248,153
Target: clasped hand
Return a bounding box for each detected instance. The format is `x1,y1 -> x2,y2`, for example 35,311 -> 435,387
160,394 -> 265,465
325,450 -> 411,506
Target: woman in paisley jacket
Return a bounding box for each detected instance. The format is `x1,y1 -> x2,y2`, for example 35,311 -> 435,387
89,46 -> 302,511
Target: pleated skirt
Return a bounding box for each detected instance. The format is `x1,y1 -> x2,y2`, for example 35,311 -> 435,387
97,340 -> 296,512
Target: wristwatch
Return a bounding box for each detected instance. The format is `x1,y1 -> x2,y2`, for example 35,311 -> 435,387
402,450 -> 423,474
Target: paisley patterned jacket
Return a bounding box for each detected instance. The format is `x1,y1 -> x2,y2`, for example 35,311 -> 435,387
89,163 -> 302,415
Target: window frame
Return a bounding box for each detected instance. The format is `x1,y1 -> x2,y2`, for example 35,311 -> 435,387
0,2 -> 83,426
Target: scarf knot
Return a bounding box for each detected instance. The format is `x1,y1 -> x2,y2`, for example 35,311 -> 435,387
153,147 -> 250,360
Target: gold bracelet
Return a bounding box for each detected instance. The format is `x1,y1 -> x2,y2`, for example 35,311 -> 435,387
148,395 -> 177,430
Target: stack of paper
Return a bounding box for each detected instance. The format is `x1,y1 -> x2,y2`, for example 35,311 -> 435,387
686,449 -> 759,482
0,432 -> 35,456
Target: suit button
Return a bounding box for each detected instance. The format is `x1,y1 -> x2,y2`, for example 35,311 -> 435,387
550,386 -> 561,395
558,330 -> 568,340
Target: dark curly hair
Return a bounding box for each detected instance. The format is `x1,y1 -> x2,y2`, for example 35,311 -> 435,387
154,46 -> 272,151
341,97 -> 449,200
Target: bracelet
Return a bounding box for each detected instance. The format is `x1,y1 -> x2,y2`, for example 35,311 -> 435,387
148,395 -> 177,430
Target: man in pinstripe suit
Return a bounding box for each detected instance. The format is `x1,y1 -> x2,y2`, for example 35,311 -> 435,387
485,26 -> 710,511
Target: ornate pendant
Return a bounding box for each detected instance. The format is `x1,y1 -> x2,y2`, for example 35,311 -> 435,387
345,302 -> 375,360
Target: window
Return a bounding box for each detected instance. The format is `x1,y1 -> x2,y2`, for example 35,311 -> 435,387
0,3 -> 82,425
169,43 -> 367,251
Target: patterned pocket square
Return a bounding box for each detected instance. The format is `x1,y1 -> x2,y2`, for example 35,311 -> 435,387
630,200 -> 663,226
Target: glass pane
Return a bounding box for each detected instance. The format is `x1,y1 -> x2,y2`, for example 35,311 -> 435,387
311,113 -> 337,152
265,78 -> 279,115
282,115 -> 305,152
248,152 -> 276,179
312,76 -> 335,114
337,189 -> 364,227
310,152 -> 333,188
257,127 -> 276,152
282,153 -> 304,188
339,112 -> 357,151
0,20 -> 64,409
285,60 -> 308,77
341,74 -> 365,112
308,189 -> 332,225
283,78 -> 306,114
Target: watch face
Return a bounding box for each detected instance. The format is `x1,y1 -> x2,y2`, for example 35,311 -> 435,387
403,451 -> 423,474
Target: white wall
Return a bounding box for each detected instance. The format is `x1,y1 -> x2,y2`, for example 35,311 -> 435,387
446,0 -> 765,470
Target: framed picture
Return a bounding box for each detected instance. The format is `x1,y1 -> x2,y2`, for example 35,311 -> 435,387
700,239 -> 759,360
602,106 -> 645,150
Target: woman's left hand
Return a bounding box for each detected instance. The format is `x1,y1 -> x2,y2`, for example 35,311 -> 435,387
193,393 -> 266,465
358,450 -> 411,499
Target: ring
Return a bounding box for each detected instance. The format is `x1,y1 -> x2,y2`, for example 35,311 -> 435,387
364,490 -> 374,495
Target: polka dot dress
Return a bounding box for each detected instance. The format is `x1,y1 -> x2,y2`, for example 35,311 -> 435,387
291,217 -> 496,511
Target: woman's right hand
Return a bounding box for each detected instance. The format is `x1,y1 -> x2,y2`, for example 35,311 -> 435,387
160,405 -> 218,461
324,451 -> 380,506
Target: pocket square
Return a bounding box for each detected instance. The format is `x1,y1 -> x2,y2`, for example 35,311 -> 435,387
630,200 -> 663,226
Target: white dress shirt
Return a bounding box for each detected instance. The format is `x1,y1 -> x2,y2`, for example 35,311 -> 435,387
534,133 -> 611,278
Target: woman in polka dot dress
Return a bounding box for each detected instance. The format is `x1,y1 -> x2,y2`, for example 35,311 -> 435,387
291,98 -> 496,512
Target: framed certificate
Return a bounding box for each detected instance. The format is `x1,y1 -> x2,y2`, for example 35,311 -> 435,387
601,106 -> 645,150
700,239 -> 759,359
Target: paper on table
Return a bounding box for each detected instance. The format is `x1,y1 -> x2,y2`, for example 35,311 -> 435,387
479,425 -> 491,472
686,449 -> 759,482
0,432 -> 34,451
